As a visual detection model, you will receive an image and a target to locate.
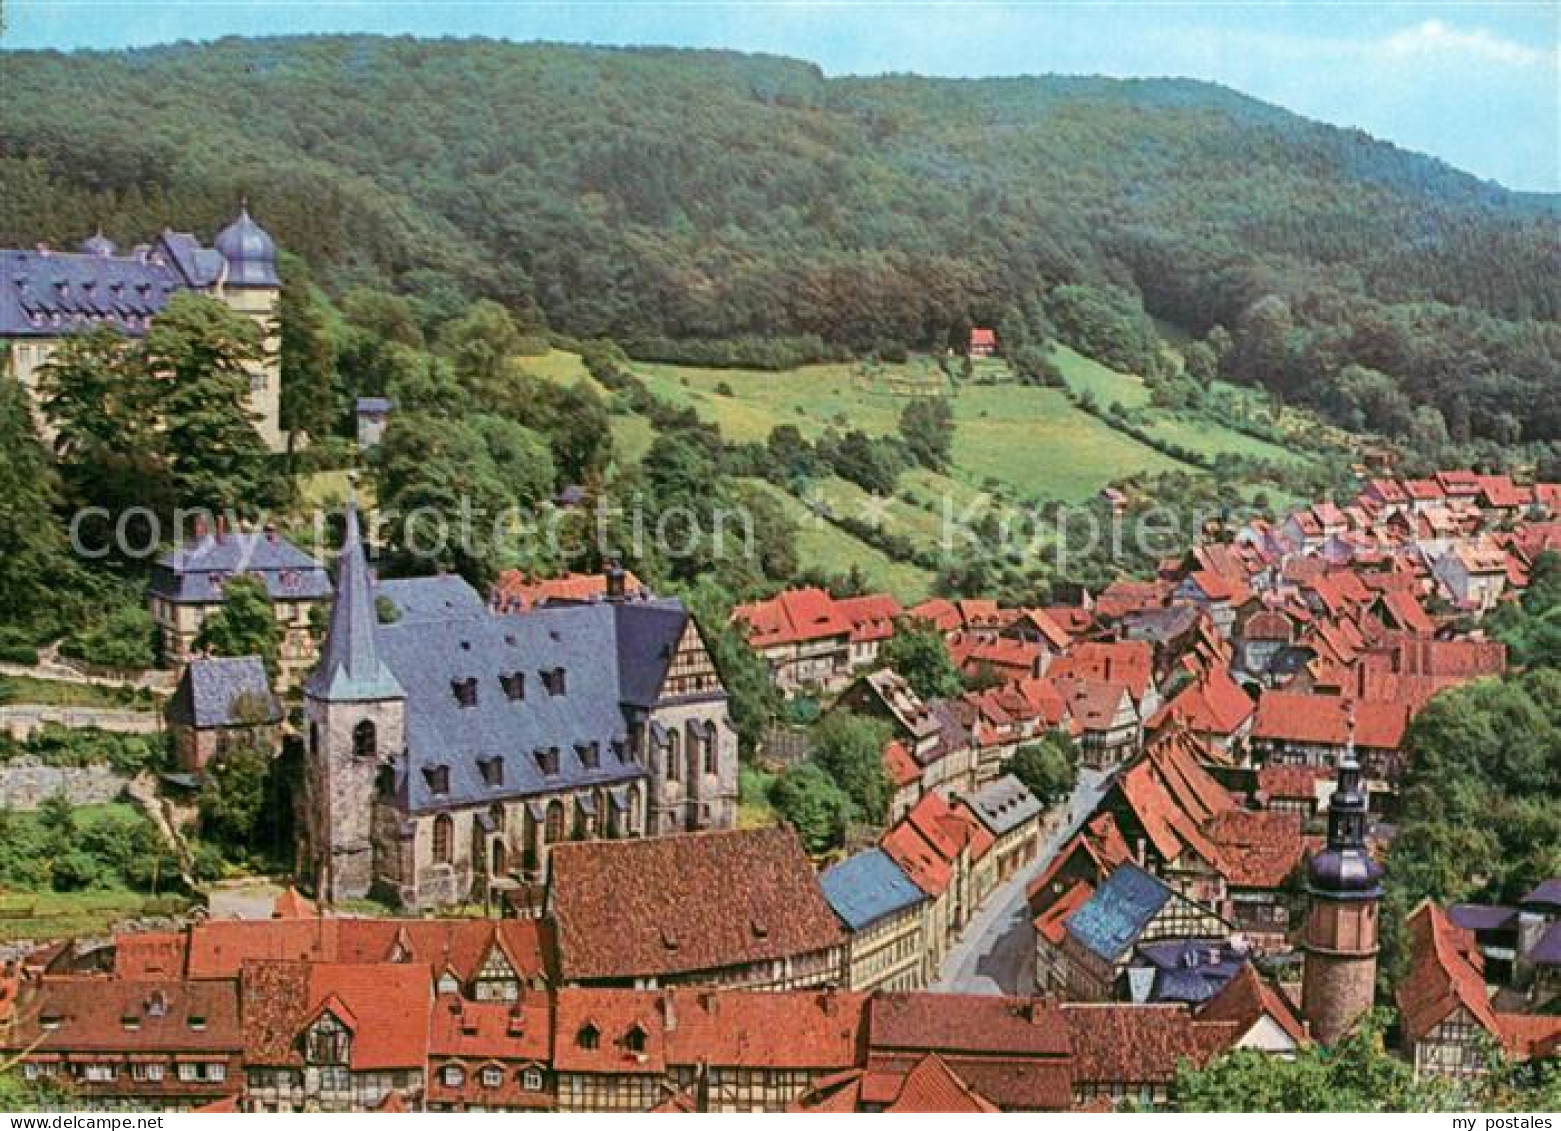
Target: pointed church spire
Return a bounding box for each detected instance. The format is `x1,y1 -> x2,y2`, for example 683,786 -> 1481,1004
305,495 -> 403,702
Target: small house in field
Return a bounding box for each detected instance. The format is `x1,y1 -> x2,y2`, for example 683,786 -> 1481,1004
167,655 -> 283,772
968,327 -> 997,358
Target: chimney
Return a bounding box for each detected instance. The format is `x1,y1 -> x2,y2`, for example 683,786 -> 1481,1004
605,558 -> 626,603
215,514 -> 227,543
659,992 -> 677,1031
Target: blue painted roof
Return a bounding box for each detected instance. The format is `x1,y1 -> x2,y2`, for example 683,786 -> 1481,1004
820,848 -> 927,931
213,208 -> 279,288
169,655 -> 281,729
150,532 -> 332,604
356,396 -> 393,415
1064,863 -> 1174,962
1521,879 -> 1561,910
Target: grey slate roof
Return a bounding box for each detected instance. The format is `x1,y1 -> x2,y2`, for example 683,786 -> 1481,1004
150,532 -> 331,605
820,847 -> 927,931
1,222 -> 260,339
1064,863 -> 1174,963
377,575 -> 487,623
1448,903 -> 1518,932
168,656 -> 281,729
355,397 -> 393,415
963,774 -> 1043,837
1529,921 -> 1561,967
378,599 -> 693,814
305,504 -> 403,703
1520,878 -> 1561,910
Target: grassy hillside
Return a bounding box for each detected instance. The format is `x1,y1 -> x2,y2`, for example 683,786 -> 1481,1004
521,343 -> 1323,594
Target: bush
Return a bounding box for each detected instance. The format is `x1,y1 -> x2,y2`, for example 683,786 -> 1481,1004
61,603 -> 158,670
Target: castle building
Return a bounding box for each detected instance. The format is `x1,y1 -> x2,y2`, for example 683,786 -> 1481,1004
0,206 -> 284,450
302,504 -> 739,910
1300,754 -> 1383,1045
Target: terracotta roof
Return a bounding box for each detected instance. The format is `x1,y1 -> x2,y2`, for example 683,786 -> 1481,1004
114,931 -> 189,979
907,598 -> 962,633
549,827 -> 843,982
1396,902 -> 1502,1046
492,569 -> 647,612
1064,1004 -> 1235,1085
271,887 -> 319,919
551,988 -> 665,1075
732,586 -> 899,649
1197,963 -> 1308,1045
883,739 -> 921,787
10,976 -> 242,1054
1051,641 -> 1155,703
1251,692 -> 1408,749
241,961 -> 431,1070
887,1053 -> 998,1112
1256,764 -> 1327,803
1148,668 -> 1252,737
1203,808 -> 1307,889
664,988 -> 867,1070
881,819 -> 954,897
429,993 -> 551,1064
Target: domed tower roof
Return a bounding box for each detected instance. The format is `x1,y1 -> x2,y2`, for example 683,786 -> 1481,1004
213,203 -> 280,288
80,230 -> 117,257
1307,756 -> 1383,900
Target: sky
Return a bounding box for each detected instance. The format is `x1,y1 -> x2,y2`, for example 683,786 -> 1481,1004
4,2 -> 1558,191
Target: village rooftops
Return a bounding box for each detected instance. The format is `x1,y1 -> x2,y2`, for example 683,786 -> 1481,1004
820,847 -> 927,932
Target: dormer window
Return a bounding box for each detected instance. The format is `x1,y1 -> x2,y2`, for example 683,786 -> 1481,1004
442,1065 -> 465,1088
424,765 -> 451,795
452,677 -> 479,708
541,667 -> 567,696
121,1014 -> 141,1032
523,1067 -> 544,1091
146,991 -> 169,1019
624,1025 -> 647,1054
577,742 -> 600,770
535,747 -> 560,776
188,1015 -> 207,1032
576,1024 -> 600,1051
481,1066 -> 503,1088
479,757 -> 504,788
500,672 -> 525,702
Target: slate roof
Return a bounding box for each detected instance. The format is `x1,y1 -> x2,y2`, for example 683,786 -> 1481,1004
150,532 -> 331,605
168,656 -> 281,729
1447,903 -> 1518,932
962,774 -> 1043,838
548,827 -> 844,982
1521,878 -> 1561,910
376,575 -> 487,623
1064,864 -> 1174,963
306,504 -> 402,703
820,847 -> 927,931
1530,921 -> 1561,967
355,396 -> 393,415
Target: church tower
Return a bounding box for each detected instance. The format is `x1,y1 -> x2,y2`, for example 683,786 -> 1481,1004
303,500 -> 405,904
1301,750 -> 1383,1044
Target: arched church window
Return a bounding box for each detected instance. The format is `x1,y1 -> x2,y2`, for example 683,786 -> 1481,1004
666,731 -> 681,782
432,814 -> 453,864
544,799 -> 565,844
703,721 -> 719,776
352,719 -> 377,761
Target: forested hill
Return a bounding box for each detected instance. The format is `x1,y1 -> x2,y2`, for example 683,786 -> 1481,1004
3,36 -> 1559,443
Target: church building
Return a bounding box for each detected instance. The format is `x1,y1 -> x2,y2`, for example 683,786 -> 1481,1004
0,205 -> 284,450
302,504 -> 739,910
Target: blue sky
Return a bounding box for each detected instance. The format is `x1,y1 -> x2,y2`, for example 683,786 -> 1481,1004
4,2 -> 1557,191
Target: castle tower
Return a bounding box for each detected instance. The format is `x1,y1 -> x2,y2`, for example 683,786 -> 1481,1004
1301,749 -> 1383,1044
303,500 -> 405,904
212,204 -> 283,451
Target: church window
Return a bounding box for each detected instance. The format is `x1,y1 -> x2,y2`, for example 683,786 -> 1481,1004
703,722 -> 719,776
352,719 -> 377,761
489,802 -> 506,833
666,731 -> 681,782
544,800 -> 565,844
433,815 -> 454,864
309,723 -> 320,758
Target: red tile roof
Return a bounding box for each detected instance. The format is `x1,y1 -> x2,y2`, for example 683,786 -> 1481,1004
1251,692 -> 1408,750
10,976 -> 243,1055
1148,668 -> 1253,737
1396,902 -> 1501,1046
240,960 -> 432,1070
883,739 -> 921,788
429,993 -> 551,1064
1035,880 -> 1095,945
549,827 -> 843,982
886,1053 -> 998,1112
551,988 -> 666,1075
1051,640 -> 1155,703
1203,808 -> 1307,889
1197,963 -> 1308,1046
114,931 -> 189,979
732,587 -> 900,649
493,569 -> 647,612
1063,1004 -> 1235,1085
663,988 -> 867,1070
271,886 -> 319,919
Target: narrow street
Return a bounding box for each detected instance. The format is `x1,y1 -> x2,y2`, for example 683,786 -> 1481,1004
931,766 -> 1112,994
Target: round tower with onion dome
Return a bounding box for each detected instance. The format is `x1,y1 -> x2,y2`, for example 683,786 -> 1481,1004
1301,748 -> 1383,1045
213,203 -> 284,450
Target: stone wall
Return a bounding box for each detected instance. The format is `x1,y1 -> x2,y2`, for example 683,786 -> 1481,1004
0,756 -> 128,810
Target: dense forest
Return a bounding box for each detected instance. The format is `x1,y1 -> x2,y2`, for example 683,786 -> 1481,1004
2,36 -> 1559,444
